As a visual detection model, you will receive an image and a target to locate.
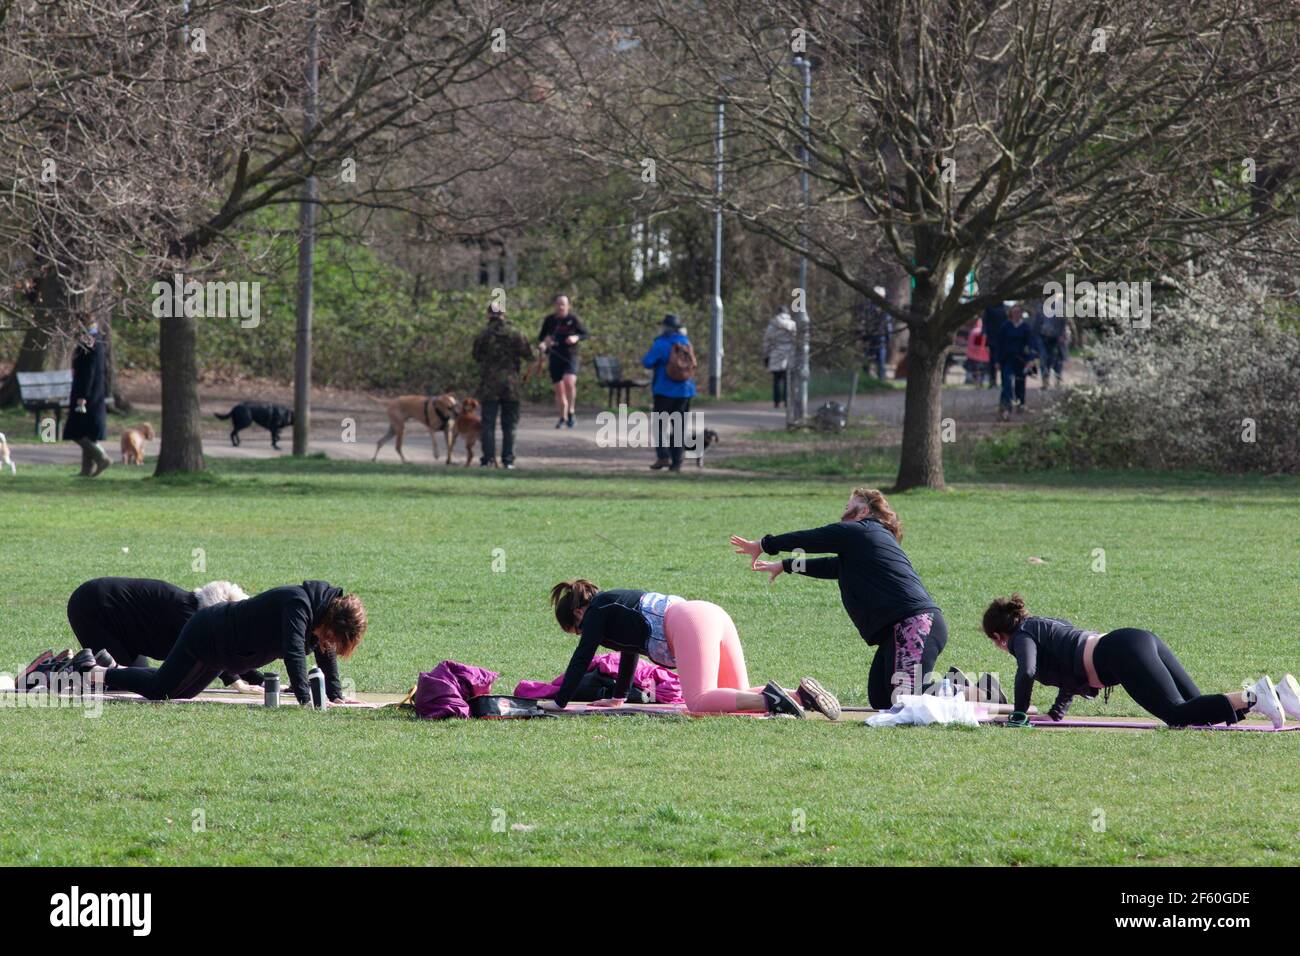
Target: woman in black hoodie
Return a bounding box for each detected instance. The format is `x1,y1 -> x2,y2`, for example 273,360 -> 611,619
88,581 -> 367,705
982,594 -> 1297,729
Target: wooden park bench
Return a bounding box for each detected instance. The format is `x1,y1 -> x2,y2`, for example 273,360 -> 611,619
16,369 -> 74,439
593,356 -> 650,407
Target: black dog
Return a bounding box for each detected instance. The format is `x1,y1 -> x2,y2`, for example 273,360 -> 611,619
214,402 -> 295,449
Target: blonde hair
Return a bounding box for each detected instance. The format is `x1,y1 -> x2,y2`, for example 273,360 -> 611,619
850,486 -> 902,541
194,580 -> 249,608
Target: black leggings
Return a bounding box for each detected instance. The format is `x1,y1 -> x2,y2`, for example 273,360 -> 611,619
104,617 -> 224,701
867,609 -> 949,709
772,370 -> 787,407
1092,628 -> 1237,727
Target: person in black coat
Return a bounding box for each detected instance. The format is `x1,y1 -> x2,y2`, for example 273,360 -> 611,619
66,577 -> 264,690
63,324 -> 111,477
95,580 -> 367,705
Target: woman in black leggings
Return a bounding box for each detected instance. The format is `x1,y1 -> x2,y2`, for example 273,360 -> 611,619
65,577 -> 263,689
83,581 -> 367,705
982,594 -> 1299,728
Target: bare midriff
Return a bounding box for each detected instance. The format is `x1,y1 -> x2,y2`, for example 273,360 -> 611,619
1082,633 -> 1105,689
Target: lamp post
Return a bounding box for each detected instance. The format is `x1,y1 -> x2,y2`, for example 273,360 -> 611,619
292,2 -> 319,456
709,99 -> 724,397
789,55 -> 812,425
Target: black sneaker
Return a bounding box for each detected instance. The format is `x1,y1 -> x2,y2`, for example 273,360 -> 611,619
567,413 -> 575,428
69,648 -> 97,673
94,649 -> 118,669
503,463 -> 515,470
762,681 -> 805,718
649,460 -> 669,471
555,418 -> 565,429
796,677 -> 841,720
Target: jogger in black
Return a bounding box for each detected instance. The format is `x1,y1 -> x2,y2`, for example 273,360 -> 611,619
99,581 -> 367,705
732,486 -> 947,709
982,594 -> 1298,728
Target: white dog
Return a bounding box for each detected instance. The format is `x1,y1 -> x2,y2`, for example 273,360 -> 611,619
0,432 -> 13,476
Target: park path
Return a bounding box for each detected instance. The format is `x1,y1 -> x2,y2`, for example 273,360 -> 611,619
11,366 -> 1083,473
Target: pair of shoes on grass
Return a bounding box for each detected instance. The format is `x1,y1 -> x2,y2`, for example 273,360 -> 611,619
1247,674 -> 1300,729
762,677 -> 842,721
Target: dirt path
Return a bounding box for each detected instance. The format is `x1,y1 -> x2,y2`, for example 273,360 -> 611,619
13,366 -> 1082,472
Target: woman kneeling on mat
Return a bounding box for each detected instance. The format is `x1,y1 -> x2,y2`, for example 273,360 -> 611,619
78,581 -> 367,706
732,487 -> 946,710
982,594 -> 1299,729
63,577 -> 264,692
547,580 -> 840,718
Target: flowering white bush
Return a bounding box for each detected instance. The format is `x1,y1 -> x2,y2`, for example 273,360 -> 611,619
1017,265 -> 1299,473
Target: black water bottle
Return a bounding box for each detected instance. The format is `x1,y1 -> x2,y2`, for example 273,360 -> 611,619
308,666 -> 327,710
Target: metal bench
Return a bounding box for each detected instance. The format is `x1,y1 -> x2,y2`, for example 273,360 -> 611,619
593,356 -> 650,407
16,369 -> 74,439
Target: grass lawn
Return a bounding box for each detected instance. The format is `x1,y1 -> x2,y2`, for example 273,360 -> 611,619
1,458 -> 1297,865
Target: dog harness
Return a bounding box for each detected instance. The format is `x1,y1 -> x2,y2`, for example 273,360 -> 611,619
423,397 -> 452,427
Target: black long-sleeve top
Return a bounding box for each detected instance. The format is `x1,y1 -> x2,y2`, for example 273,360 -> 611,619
186,580 -> 344,705
553,589 -> 650,708
761,519 -> 938,646
1009,616 -> 1100,717
538,312 -> 589,361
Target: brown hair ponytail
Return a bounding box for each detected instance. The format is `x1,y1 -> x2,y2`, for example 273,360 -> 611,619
982,594 -> 1029,640
550,578 -> 599,631
850,486 -> 902,541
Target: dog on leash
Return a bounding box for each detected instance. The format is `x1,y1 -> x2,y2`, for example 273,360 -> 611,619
0,432 -> 13,475
120,424 -> 156,465
372,393 -> 459,463
214,402 -> 294,449
449,397 -> 482,466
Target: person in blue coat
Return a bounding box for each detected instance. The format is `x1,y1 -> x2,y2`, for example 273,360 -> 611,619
641,314 -> 697,472
63,323 -> 111,477
995,305 -> 1036,419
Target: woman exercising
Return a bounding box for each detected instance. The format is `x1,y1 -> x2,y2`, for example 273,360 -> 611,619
732,487 -> 946,710
78,580 -> 367,705
982,594 -> 1300,728
64,577 -> 263,691
547,580 -> 841,718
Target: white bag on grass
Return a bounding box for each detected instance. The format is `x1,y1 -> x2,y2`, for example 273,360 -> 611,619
865,693 -> 979,727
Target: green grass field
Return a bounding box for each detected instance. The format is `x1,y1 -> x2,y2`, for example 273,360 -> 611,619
1,458 -> 1297,865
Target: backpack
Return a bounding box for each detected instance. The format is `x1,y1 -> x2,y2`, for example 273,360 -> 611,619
665,340 -> 697,382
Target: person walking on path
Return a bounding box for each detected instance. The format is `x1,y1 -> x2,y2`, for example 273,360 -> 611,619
996,304 -> 1036,420
64,323 -> 111,477
473,304 -> 535,469
762,309 -> 798,408
642,314 -> 697,472
538,294 -> 588,429
982,302 -> 1007,390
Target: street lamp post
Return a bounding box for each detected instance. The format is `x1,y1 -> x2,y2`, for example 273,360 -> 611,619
790,55 -> 812,426
709,99 -> 724,398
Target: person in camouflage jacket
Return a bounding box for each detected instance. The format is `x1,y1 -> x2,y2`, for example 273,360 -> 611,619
472,304 -> 535,468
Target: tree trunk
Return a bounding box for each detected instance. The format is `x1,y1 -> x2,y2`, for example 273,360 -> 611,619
0,269 -> 71,406
154,312 -> 205,474
893,336 -> 948,491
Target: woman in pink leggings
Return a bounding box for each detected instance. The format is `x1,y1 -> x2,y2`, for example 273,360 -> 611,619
546,580 -> 841,718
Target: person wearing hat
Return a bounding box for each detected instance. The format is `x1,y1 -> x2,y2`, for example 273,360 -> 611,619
641,314 -> 697,472
64,321 -> 112,477
473,303 -> 535,469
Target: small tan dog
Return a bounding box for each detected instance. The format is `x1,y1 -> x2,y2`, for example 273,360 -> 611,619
120,424 -> 156,465
372,393 -> 459,463
450,397 -> 482,466
0,432 -> 13,475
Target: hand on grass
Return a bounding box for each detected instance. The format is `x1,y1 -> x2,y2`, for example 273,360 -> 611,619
589,697 -> 625,708
730,535 -> 762,559
752,559 -> 784,583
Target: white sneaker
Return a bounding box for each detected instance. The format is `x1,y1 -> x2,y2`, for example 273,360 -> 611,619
1247,676 -> 1285,729
1276,674 -> 1300,721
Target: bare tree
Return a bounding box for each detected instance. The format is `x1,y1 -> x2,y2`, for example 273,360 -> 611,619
560,0 -> 1300,489
0,0 -> 584,473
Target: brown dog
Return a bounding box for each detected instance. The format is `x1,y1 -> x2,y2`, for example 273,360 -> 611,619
372,393 -> 458,463
449,397 -> 482,466
120,423 -> 156,465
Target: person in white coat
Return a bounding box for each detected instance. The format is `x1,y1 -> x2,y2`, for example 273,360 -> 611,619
763,310 -> 798,408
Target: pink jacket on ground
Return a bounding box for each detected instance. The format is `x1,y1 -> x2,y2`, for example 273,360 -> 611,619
512,651 -> 683,704
414,660 -> 500,719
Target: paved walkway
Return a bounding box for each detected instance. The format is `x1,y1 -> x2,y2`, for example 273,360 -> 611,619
12,366 -> 1083,473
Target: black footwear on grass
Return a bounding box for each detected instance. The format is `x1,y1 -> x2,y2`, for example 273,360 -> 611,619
796,677 -> 841,720
762,681 -> 806,718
